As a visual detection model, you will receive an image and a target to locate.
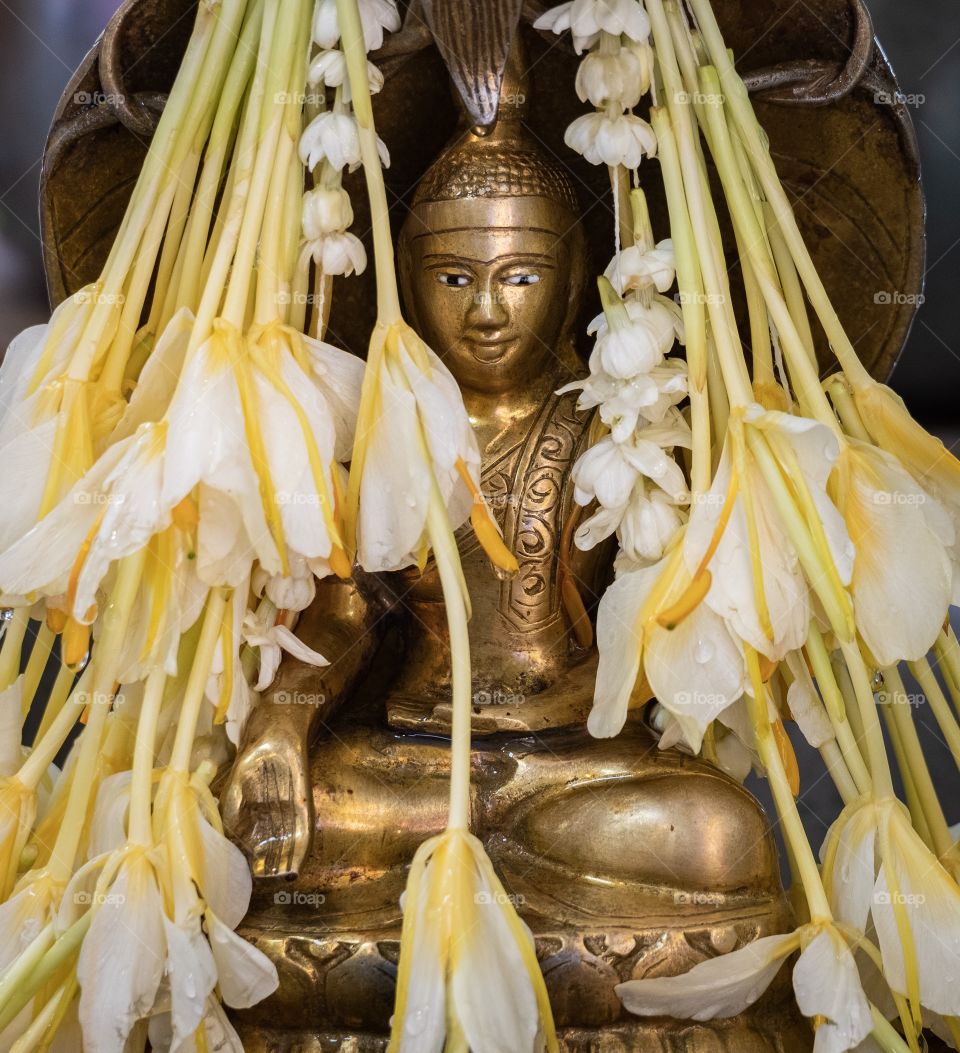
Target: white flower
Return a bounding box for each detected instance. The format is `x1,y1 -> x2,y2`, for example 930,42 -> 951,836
563,359 -> 687,442
590,300 -> 676,379
535,0 -> 651,53
298,111 -> 389,173
575,46 -> 649,108
389,828 -> 554,1052
565,111 -> 657,168
307,48 -> 384,98
75,852 -> 168,1053
619,488 -> 684,563
355,324 -> 503,573
572,417 -> 690,510
590,552 -> 743,746
617,923 -> 872,1053
302,185 -> 354,238
312,0 -> 400,52
822,796 -> 960,1017
684,407 -> 854,662
242,608 -> 328,692
605,239 -> 676,296
0,324 -> 363,611
834,440 -> 953,666
307,231 -> 368,276
0,299 -> 94,554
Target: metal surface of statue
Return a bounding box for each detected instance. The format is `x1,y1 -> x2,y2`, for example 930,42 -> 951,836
38,2 -> 929,1050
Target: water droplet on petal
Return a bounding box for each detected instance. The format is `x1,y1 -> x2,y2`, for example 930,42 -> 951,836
694,638 -> 715,664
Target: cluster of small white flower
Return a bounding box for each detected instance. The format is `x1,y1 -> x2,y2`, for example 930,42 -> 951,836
562,204 -> 689,567
297,0 -> 398,277
536,0 -> 657,169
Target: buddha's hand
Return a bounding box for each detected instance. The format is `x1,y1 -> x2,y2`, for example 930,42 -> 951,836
221,685 -> 315,879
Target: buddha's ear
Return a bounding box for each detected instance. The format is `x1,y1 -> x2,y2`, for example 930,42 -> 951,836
558,219 -> 590,369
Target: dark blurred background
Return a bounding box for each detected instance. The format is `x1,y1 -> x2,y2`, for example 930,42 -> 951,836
0,1 -> 957,856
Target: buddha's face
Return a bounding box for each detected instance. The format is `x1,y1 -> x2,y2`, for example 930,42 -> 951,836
402,203 -> 575,392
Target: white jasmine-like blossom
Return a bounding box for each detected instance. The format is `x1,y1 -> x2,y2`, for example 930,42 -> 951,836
619,487 -> 685,564
605,239 -> 676,296
574,481 -> 683,565
683,406 -> 854,662
356,326 -> 497,572
302,185 -> 354,238
616,923 -> 873,1053
565,111 -> 657,168
575,46 -> 649,108
307,230 -> 368,276
564,359 -> 687,443
589,551 -> 744,744
388,828 -> 556,1052
299,110 -> 390,173
312,0 -> 400,52
572,414 -> 691,511
535,0 -> 651,54
242,607 -> 328,692
822,795 -> 960,1017
307,48 -> 384,97
0,298 -> 96,552
0,324 -> 363,615
587,295 -> 684,345
590,300 -> 676,378
833,440 -> 954,666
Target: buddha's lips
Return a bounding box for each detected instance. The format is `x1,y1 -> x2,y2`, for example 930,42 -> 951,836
468,339 -> 514,363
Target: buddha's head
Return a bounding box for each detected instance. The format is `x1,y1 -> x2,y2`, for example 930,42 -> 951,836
399,86 -> 587,394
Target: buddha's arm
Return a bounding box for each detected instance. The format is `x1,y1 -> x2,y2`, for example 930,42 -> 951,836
221,572 -> 389,878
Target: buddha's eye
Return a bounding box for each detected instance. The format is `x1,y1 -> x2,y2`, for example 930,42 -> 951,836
503,273 -> 541,287
436,272 -> 472,288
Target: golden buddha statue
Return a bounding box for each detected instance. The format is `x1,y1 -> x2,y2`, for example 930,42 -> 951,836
221,79 -> 808,1053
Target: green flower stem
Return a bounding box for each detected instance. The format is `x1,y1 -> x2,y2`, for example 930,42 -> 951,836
70,0 -> 247,382
745,647 -> 833,921
647,0 -> 753,408
0,608 -> 30,693
650,107 -> 711,495
128,667 -> 167,846
880,693 -> 935,850
426,484 -> 473,831
763,202 -> 816,368
170,2 -> 264,327
47,549 -> 147,884
697,67 -> 839,433
937,628 -> 960,706
17,678 -> 86,790
191,0 -> 279,348
908,656 -> 960,770
221,0 -> 310,328
169,588 -> 229,773
32,658 -> 82,747
337,0 -> 402,326
19,624 -> 55,719
805,628 -> 873,795
0,923 -> 55,1023
685,0 -> 874,392
881,666 -> 953,860
840,641 -> 895,799
0,913 -> 90,1034
869,1004 -> 915,1053
827,377 -> 872,442
819,739 -> 858,805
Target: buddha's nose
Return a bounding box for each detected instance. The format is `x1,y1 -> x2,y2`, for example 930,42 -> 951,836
467,278 -> 508,330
